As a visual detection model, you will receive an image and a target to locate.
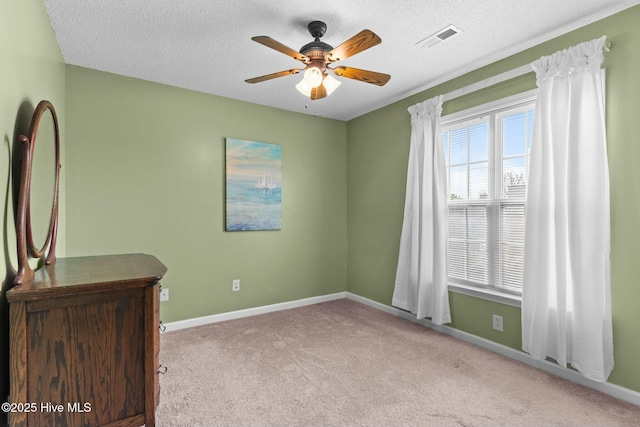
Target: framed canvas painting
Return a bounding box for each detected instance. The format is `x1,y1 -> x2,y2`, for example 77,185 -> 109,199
225,137 -> 282,231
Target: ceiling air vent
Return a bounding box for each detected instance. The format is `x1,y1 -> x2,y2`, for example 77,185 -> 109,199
416,24 -> 462,48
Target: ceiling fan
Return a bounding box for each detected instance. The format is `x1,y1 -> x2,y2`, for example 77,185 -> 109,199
245,21 -> 390,100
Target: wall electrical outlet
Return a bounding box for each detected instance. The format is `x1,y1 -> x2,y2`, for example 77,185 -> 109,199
159,288 -> 169,302
232,279 -> 240,292
492,314 -> 504,332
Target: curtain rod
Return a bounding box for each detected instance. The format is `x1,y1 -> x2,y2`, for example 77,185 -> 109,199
441,38 -> 611,103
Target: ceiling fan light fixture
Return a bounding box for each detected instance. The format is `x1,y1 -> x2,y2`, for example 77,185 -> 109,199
303,65 -> 324,88
295,78 -> 312,97
296,73 -> 341,98
323,74 -> 341,96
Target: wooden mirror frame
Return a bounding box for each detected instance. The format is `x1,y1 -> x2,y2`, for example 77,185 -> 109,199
14,100 -> 61,286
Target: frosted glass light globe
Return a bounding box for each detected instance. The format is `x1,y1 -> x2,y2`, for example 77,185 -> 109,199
303,66 -> 323,88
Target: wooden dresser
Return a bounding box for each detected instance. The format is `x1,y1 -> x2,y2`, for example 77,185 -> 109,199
7,254 -> 167,427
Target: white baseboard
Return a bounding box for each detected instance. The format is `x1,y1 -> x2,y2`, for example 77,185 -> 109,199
345,292 -> 640,407
162,292 -> 347,332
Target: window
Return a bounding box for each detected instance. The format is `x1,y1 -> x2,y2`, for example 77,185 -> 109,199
441,91 -> 536,295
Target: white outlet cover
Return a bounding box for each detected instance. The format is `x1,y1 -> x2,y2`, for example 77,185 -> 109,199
492,314 -> 503,332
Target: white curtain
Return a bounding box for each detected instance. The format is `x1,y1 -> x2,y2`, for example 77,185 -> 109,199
522,36 -> 613,382
393,95 -> 451,325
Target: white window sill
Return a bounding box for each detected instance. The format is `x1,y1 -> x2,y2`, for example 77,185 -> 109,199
448,283 -> 522,308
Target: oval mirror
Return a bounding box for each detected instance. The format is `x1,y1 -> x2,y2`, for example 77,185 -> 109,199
25,100 -> 60,260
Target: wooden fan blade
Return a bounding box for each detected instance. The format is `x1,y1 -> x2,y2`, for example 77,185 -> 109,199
245,69 -> 302,83
332,66 -> 390,86
251,36 -> 309,63
310,84 -> 327,100
325,30 -> 381,63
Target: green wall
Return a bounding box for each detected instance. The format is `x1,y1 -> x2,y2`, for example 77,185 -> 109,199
347,5 -> 640,393
64,66 -> 348,324
0,0 -> 66,413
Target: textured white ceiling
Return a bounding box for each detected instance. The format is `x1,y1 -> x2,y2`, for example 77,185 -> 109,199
44,0 -> 639,121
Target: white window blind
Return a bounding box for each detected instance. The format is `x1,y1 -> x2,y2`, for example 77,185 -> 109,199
441,91 -> 535,295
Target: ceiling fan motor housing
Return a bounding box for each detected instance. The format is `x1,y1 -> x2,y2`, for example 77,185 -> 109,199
300,21 -> 333,56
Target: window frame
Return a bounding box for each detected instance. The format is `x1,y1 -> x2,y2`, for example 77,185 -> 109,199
440,89 -> 537,306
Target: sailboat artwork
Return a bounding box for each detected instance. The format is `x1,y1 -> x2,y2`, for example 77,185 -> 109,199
225,137 -> 282,231
255,172 -> 278,191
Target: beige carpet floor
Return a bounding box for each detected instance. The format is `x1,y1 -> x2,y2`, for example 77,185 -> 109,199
156,299 -> 640,426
